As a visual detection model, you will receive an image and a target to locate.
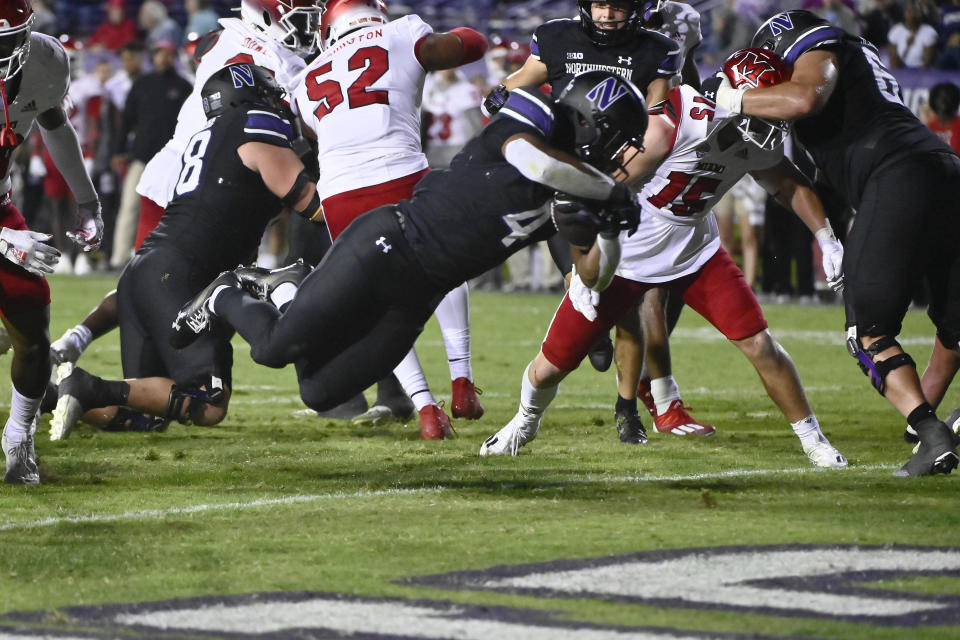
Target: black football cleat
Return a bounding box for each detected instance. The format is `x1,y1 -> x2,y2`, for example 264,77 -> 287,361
588,332 -> 614,372
615,409 -> 648,445
894,418 -> 959,477
235,259 -> 313,304
170,271 -> 242,350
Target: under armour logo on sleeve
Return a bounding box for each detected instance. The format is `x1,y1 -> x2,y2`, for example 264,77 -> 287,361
376,236 -> 392,253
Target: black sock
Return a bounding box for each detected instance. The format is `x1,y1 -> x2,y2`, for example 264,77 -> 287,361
96,377 -> 130,407
616,395 -> 637,415
907,402 -> 936,428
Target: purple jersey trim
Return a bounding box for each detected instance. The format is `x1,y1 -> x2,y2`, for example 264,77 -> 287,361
500,89 -> 553,137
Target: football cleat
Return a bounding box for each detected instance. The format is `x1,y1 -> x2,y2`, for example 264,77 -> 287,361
894,418 -> 959,477
636,377 -> 657,417
451,377 -> 484,419
170,271 -> 242,349
419,404 -> 455,440
803,438 -> 848,468
49,363 -> 97,441
587,332 -> 614,372
480,412 -> 540,456
235,258 -> 313,304
3,420 -> 39,485
615,409 -> 648,444
906,405 -> 960,451
313,393 -> 368,420
653,399 -> 717,436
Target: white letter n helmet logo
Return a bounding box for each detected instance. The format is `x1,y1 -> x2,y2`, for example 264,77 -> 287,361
586,76 -> 629,112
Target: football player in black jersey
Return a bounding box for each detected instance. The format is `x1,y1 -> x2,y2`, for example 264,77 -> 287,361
707,9 -> 960,476
172,71 -> 647,418
48,64 -> 323,441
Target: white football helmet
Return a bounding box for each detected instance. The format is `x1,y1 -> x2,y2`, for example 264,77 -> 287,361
239,0 -> 324,57
0,0 -> 34,81
320,0 -> 388,50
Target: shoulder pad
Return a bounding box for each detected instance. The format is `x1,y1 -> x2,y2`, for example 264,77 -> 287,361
751,10 -> 845,64
497,87 -> 555,137
193,29 -> 224,66
243,108 -> 294,143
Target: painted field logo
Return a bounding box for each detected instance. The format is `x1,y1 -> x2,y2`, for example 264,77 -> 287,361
1,545 -> 958,639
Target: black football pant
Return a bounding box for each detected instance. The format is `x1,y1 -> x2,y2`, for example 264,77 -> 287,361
215,206 -> 444,411
845,151 -> 960,349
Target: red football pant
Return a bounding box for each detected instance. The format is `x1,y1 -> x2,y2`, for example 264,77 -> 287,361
542,248 -> 768,371
321,169 -> 429,240
134,196 -> 165,250
0,195 -> 50,314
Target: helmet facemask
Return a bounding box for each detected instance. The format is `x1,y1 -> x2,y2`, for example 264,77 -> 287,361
577,1 -> 641,47
277,3 -> 322,56
0,12 -> 33,81
734,114 -> 789,151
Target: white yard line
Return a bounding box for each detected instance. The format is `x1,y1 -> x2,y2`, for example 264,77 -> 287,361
0,465 -> 896,533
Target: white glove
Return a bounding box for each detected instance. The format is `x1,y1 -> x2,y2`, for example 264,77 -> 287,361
714,73 -> 746,114
815,223 -> 844,293
67,200 -> 104,252
569,265 -> 600,322
0,227 -> 60,276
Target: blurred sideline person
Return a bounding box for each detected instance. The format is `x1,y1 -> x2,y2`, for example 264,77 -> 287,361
47,0 -> 321,398
50,64 -> 321,441
481,50 -> 847,469
170,72 -> 645,424
292,0 -> 489,438
711,9 -> 960,476
1,0 -> 104,484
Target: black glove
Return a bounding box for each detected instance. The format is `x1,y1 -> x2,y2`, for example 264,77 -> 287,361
594,182 -> 639,237
699,73 -> 723,103
482,84 -> 510,118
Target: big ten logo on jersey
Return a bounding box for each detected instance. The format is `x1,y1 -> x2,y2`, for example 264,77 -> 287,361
566,52 -> 584,60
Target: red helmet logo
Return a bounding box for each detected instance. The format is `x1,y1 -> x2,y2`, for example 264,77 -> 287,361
722,47 -> 792,90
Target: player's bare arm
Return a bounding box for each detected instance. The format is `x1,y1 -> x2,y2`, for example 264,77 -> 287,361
502,55 -> 548,91
740,50 -> 839,120
416,28 -> 488,71
238,142 -> 321,221
621,112 -> 672,184
645,77 -> 669,107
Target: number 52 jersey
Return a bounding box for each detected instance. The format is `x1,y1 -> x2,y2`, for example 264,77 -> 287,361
294,15 -> 433,201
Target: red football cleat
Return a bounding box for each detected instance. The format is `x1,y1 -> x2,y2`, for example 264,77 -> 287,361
653,399 -> 716,436
636,377 -> 657,418
419,404 -> 456,440
451,377 -> 485,419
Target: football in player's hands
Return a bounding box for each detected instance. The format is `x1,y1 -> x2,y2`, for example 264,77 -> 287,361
551,193 -> 598,248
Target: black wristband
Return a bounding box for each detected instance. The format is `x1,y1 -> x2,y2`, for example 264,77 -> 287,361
281,169 -> 315,208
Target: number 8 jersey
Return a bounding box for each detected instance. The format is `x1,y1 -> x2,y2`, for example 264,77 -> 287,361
619,85 -> 781,283
294,15 -> 433,202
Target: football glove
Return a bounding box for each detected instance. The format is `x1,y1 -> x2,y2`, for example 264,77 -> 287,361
568,264 -> 600,322
596,182 -> 639,237
0,227 -> 60,276
815,223 -> 844,293
700,72 -> 745,113
481,84 -> 509,118
67,199 -> 104,252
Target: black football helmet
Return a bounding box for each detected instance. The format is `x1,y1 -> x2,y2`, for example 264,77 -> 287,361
577,0 -> 642,47
201,63 -> 288,119
557,70 -> 648,175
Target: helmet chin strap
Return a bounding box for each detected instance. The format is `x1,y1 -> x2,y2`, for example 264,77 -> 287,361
0,79 -> 17,148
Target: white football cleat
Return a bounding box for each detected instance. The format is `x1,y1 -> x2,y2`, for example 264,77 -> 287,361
479,412 -> 540,456
803,438 -> 848,468
3,420 -> 39,485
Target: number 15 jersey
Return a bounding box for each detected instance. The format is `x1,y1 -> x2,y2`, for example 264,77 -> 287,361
294,16 -> 433,201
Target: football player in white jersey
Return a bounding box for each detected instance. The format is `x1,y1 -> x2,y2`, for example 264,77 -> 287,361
422,68 -> 483,170
292,0 -> 488,439
481,50 -> 849,469
48,0 -> 322,390
0,0 -> 104,484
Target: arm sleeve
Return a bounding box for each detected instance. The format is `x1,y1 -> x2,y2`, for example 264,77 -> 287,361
40,120 -> 98,204
503,137 -> 615,200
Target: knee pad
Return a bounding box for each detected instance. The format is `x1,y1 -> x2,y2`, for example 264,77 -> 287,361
165,375 -> 226,424
846,327 -> 915,395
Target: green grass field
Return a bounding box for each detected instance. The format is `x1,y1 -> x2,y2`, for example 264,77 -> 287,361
1,274 -> 958,640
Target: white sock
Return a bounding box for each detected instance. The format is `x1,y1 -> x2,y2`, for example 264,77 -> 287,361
67,324 -> 93,353
435,283 -> 472,381
393,348 -> 435,411
270,282 -> 298,310
651,375 -> 681,415
5,387 -> 41,444
791,415 -> 825,450
519,362 -> 558,418
207,285 -> 234,316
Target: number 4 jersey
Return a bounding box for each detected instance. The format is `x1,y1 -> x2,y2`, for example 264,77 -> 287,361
294,15 -> 433,202
619,85 -> 781,283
